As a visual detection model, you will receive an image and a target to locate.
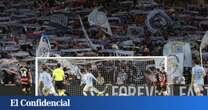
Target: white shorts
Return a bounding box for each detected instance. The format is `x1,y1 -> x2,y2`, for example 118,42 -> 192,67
83,85 -> 98,92
193,84 -> 203,93
42,86 -> 57,96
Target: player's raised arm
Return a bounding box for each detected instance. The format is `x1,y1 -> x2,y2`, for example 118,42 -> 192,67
79,69 -> 85,86
80,68 -> 87,79
91,73 -> 98,83
46,65 -> 53,73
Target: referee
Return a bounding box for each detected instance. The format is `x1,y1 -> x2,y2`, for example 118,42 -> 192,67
53,63 -> 66,96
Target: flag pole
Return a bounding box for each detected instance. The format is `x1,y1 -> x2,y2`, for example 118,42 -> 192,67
78,15 -> 94,48
200,47 -> 203,67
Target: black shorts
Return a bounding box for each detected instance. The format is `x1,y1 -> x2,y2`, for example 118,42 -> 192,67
22,84 -> 31,89
55,81 -> 64,90
157,85 -> 167,92
21,83 -> 31,94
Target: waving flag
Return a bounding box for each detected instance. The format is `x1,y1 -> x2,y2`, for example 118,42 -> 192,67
145,9 -> 172,33
79,16 -> 104,50
200,31 -> 208,66
36,34 -> 51,57
200,31 -> 208,49
79,16 -> 93,47
88,8 -> 112,36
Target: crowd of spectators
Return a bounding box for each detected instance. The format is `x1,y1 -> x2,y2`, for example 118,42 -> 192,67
0,0 -> 208,87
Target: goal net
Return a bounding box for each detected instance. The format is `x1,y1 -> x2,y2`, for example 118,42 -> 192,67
36,56 -> 167,96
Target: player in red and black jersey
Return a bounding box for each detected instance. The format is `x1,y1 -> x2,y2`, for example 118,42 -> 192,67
155,69 -> 168,96
19,62 -> 32,95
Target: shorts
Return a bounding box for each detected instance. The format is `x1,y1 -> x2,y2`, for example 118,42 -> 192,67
21,84 -> 31,94
157,85 -> 167,92
83,85 -> 98,92
55,81 -> 65,90
42,86 -> 57,96
193,84 -> 203,93
22,84 -> 31,89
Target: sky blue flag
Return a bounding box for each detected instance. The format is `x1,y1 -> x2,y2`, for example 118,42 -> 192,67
36,34 -> 51,57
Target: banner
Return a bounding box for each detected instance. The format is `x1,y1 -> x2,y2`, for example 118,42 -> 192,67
36,34 -> 51,57
115,50 -> 134,56
101,49 -> 134,56
88,8 -> 112,36
167,53 -> 184,84
167,53 -> 184,76
163,41 -> 192,67
145,9 -> 172,33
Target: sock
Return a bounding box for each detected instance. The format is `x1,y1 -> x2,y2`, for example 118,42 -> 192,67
60,89 -> 66,96
57,90 -> 61,96
83,91 -> 87,96
90,91 -> 94,96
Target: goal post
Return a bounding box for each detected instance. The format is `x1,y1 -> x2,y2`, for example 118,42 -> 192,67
35,56 -> 167,96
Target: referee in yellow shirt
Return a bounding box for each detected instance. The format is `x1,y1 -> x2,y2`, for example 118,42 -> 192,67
53,63 -> 66,96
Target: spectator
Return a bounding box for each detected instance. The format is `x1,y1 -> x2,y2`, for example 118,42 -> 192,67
96,72 -> 105,85
2,69 -> 18,86
116,69 -> 128,85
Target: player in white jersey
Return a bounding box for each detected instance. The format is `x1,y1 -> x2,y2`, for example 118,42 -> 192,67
80,66 -> 104,96
80,69 -> 98,96
39,65 -> 57,96
191,60 -> 206,96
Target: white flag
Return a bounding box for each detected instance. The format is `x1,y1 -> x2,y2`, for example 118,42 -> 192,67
79,16 -> 103,50
88,8 -> 112,36
79,16 -> 93,46
36,34 -> 51,57
200,31 -> 208,49
200,31 -> 208,66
